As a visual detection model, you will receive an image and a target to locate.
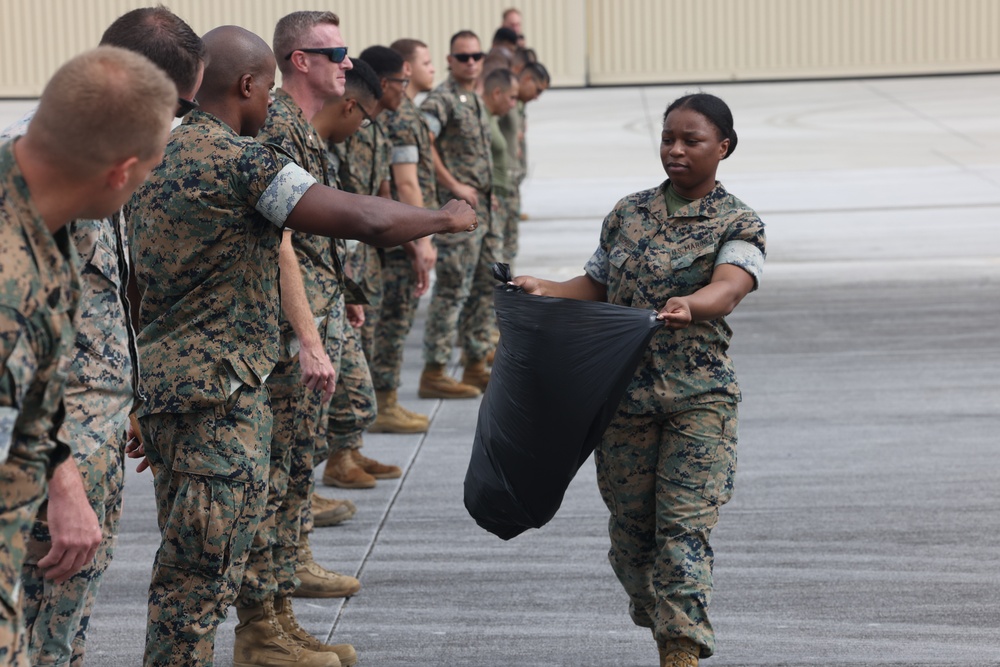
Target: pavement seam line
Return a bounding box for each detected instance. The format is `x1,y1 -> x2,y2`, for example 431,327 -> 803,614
324,381 -> 450,643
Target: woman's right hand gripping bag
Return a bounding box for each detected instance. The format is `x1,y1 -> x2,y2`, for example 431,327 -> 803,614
464,264 -> 663,540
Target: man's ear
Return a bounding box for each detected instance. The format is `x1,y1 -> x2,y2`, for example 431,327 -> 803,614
343,98 -> 356,119
287,51 -> 308,74
402,61 -> 413,77
240,73 -> 254,99
105,156 -> 140,191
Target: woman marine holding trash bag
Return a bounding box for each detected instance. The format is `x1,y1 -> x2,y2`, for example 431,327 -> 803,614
513,93 -> 765,667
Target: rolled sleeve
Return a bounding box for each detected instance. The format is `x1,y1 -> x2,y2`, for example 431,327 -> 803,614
391,145 -> 419,165
716,239 -> 764,290
421,112 -> 442,137
255,163 -> 317,228
583,245 -> 611,285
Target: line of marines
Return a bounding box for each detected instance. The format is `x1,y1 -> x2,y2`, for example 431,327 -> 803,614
0,5 -> 549,667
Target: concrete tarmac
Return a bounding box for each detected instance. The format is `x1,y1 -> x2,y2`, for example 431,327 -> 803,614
7,73 -> 1000,666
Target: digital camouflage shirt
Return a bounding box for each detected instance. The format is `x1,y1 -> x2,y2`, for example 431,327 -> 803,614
421,77 -> 492,197
331,115 -> 391,198
0,138 -> 77,469
331,117 -> 392,308
58,213 -> 140,456
497,101 -> 525,186
258,89 -> 344,356
0,112 -> 138,458
585,180 -> 766,413
385,95 -> 438,208
128,110 -> 316,415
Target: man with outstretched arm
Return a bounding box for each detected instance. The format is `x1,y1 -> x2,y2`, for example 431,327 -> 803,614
127,25 -> 473,667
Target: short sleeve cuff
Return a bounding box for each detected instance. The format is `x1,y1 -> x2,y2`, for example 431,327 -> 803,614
583,245 -> 610,285
716,240 -> 764,290
255,163 -> 317,228
391,145 -> 419,165
422,112 -> 442,137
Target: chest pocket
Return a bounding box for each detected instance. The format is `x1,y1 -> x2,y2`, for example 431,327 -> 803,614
609,244 -> 632,269
87,238 -> 122,289
669,242 -> 718,291
606,238 -> 642,307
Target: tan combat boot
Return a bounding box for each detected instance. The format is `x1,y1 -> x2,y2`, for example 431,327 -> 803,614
368,389 -> 428,433
397,402 -> 430,425
233,599 -> 340,667
659,639 -> 699,667
418,363 -> 481,399
274,596 -> 358,667
311,494 -> 356,527
322,448 -> 376,489
461,357 -> 491,391
293,537 -> 361,599
351,449 -> 401,479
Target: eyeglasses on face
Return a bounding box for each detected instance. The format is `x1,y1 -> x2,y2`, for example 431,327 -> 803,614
285,46 -> 349,63
384,76 -> 410,89
451,52 -> 485,63
176,97 -> 198,118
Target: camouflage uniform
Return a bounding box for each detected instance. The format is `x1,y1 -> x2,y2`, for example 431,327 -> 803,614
420,78 -> 499,365
332,116 -> 391,350
370,96 -> 439,392
313,304 -> 375,460
20,213 -> 137,667
236,89 -> 346,604
0,138 -> 77,667
497,101 -> 525,266
583,180 -> 765,659
0,111 -> 137,667
388,96 -> 438,210
128,110 -> 317,667
322,126 -> 386,460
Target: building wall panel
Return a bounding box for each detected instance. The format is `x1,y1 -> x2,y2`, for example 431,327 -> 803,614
0,0 -> 997,96
0,0 -> 586,97
586,0 -> 1000,85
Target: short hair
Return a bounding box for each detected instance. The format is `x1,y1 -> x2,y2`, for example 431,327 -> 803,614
359,45 -> 404,79
521,62 -> 550,86
274,10 -> 340,73
345,58 -> 383,103
512,47 -> 536,69
664,93 -> 738,159
31,46 -> 176,169
390,38 -> 427,63
483,68 -> 516,95
502,8 -> 521,22
493,27 -> 519,47
450,30 -> 480,51
481,51 -> 511,80
99,6 -> 204,94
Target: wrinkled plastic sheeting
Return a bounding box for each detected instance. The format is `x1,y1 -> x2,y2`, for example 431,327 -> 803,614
464,264 -> 663,540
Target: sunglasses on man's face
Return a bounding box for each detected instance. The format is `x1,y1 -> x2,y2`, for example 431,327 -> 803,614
285,46 -> 349,63
451,52 -> 485,63
176,97 -> 198,118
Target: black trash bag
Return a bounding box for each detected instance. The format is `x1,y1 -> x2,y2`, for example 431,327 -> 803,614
464,263 -> 663,540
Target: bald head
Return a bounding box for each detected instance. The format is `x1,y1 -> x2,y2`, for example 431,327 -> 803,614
30,46 -> 176,171
198,25 -> 275,103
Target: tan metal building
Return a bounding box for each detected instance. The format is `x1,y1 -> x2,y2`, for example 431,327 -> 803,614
2,0 -> 998,97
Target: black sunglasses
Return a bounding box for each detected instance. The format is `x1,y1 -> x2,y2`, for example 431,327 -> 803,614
176,97 -> 198,118
451,52 -> 485,63
285,46 -> 349,63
